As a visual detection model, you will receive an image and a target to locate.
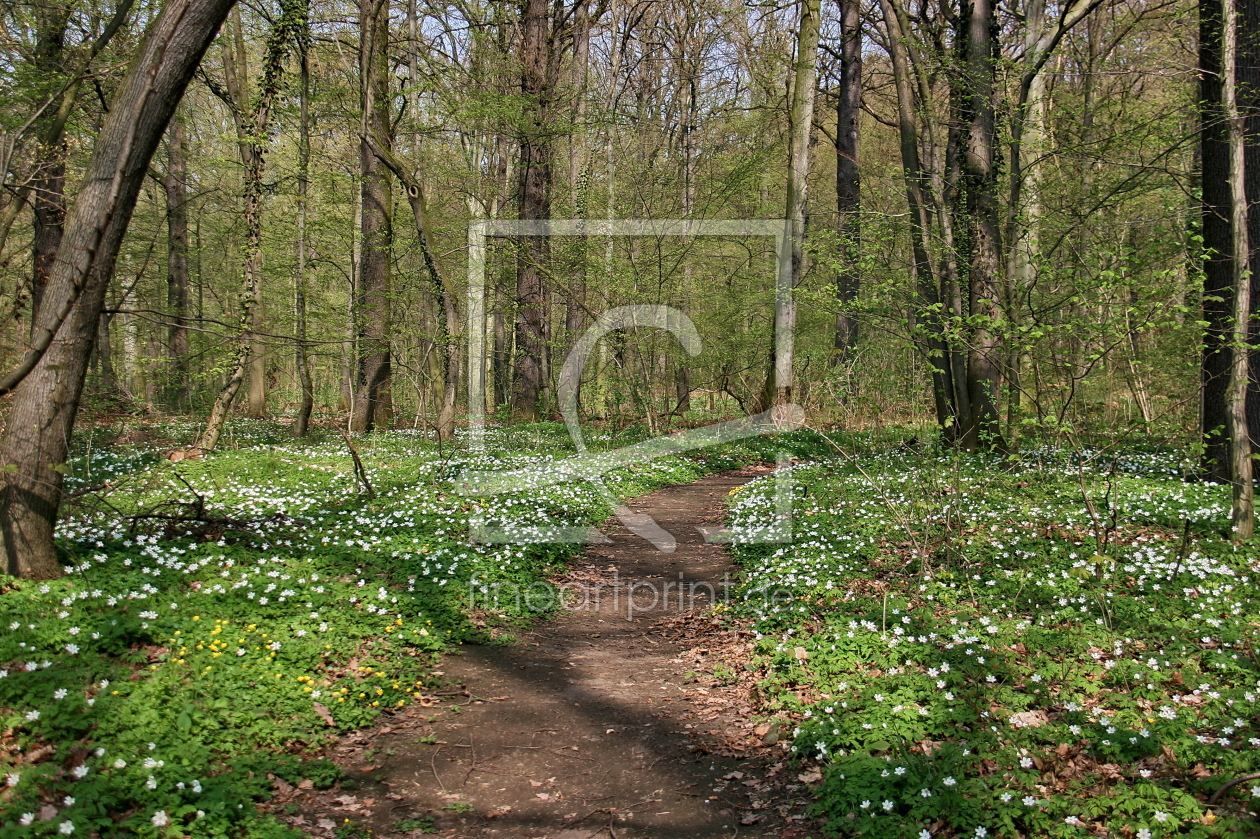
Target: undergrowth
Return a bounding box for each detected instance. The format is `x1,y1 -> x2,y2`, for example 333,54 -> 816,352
0,418 -> 830,837
727,444 -> 1260,839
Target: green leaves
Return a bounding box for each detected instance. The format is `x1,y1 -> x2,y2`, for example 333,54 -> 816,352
729,444 -> 1260,838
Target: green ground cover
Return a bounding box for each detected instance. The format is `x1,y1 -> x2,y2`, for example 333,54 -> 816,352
727,445 -> 1260,839
0,419 -> 826,838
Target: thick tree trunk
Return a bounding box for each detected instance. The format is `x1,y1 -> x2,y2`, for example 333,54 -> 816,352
1004,0 -> 1047,443
832,0 -> 862,369
228,10 -> 269,421
163,110 -> 191,410
956,0 -> 1005,451
0,0 -> 239,578
511,0 -> 553,421
350,0 -> 394,432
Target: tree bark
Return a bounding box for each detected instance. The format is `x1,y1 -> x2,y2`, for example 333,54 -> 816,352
955,0 -> 1004,450
233,12 -> 268,419
1222,0 -> 1255,536
349,0 -> 394,432
97,310 -> 119,391
564,0 -> 591,351
0,0 -> 240,578
832,0 -> 862,369
768,0 -> 820,408
510,0 -> 553,421
29,3 -> 73,325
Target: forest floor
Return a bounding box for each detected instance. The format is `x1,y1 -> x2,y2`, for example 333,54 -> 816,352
271,467 -> 817,839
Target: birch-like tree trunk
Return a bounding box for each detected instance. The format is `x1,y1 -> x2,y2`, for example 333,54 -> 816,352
769,0 -> 820,408
1223,0 -> 1254,536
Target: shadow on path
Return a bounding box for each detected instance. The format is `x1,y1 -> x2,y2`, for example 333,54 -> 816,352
278,468 -> 816,839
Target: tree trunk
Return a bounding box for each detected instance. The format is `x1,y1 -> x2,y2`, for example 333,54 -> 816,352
511,0 -> 553,421
1223,0 -> 1255,536
368,137 -> 459,441
293,42 -> 314,437
163,110 -> 191,410
769,0 -> 820,407
880,0 -> 958,436
0,0 -> 240,579
198,0 -> 303,448
350,0 -> 394,432
956,0 -> 1004,451
232,11 -> 268,420
1202,0 -> 1260,479
96,312 -> 117,393
29,4 -> 73,325
493,296 -> 509,409
564,0 -> 591,351
341,199 -> 360,412
1003,0 -> 1047,444
832,0 -> 862,369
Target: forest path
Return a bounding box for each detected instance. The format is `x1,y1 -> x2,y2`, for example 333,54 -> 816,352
276,467 -> 815,839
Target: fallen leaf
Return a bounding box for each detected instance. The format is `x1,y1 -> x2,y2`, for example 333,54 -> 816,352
313,702 -> 336,727
1009,710 -> 1049,729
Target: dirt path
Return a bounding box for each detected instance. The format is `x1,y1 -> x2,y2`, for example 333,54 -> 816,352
276,468 -> 815,838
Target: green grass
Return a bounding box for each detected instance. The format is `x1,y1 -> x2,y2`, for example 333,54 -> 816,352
726,444 -> 1260,839
0,418 -> 829,837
